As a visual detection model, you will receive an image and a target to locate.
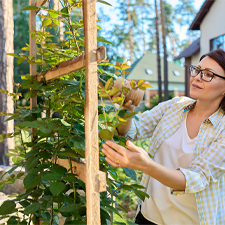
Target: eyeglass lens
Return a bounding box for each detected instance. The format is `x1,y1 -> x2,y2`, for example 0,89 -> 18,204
190,66 -> 214,82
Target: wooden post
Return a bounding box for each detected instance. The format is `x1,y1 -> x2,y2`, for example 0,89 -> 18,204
83,1 -> 100,224
29,0 -> 37,141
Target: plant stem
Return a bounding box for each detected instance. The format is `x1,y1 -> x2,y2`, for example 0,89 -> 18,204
101,97 -> 108,130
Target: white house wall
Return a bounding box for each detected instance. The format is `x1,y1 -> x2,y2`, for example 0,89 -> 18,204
191,53 -> 200,66
200,0 -> 225,56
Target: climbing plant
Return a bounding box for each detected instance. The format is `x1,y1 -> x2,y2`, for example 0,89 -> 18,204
0,1 -> 151,224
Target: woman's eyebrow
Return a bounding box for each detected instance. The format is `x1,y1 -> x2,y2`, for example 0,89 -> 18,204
198,65 -> 215,72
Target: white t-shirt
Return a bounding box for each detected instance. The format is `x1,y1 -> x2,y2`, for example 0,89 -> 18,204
141,117 -> 200,225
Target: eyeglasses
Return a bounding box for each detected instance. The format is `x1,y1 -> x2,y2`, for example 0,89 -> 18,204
189,65 -> 225,82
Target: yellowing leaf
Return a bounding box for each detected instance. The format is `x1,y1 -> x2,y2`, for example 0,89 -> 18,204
123,71 -> 130,75
108,88 -> 120,96
137,79 -> 145,87
105,78 -> 113,91
130,80 -> 136,88
113,97 -> 123,104
100,129 -> 114,140
118,117 -> 125,122
122,65 -> 131,70
114,65 -> 121,70
141,83 -> 154,88
138,86 -> 146,91
99,92 -> 108,97
115,72 -> 121,75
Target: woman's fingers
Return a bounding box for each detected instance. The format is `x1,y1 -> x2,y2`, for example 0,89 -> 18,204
105,157 -> 120,167
104,140 -> 127,155
126,140 -> 141,152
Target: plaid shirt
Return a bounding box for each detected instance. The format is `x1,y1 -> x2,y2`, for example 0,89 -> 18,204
126,96 -> 225,225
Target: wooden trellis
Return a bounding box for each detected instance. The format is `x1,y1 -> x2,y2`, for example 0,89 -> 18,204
29,0 -> 106,224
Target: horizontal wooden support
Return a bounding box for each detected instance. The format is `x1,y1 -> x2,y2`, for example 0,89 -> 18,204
36,0 -> 47,13
36,46 -> 106,82
57,158 -> 106,193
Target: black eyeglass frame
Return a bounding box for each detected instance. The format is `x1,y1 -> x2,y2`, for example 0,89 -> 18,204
189,65 -> 225,82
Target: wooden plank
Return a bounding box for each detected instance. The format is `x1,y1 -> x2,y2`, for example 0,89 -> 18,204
57,159 -> 106,192
29,0 -> 37,141
83,1 -> 101,224
36,46 -> 106,82
36,0 -> 47,14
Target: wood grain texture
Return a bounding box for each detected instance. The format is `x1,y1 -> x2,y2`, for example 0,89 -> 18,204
36,0 -> 47,14
36,46 -> 106,82
83,0 -> 102,224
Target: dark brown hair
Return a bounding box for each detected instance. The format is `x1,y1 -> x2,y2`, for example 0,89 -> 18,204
200,48 -> 225,111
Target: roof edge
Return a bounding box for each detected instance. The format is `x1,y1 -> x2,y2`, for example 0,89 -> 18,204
189,0 -> 215,30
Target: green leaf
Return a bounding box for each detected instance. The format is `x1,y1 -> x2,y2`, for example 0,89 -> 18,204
42,19 -> 52,27
17,57 -> 26,65
58,149 -> 78,157
122,167 -> 136,181
61,6 -> 69,17
97,37 -> 114,45
21,6 -> 39,11
99,129 -> 114,140
122,112 -> 138,120
63,174 -> 77,182
49,10 -> 59,19
112,97 -> 123,104
59,204 -> 79,213
98,92 -> 109,97
97,0 -> 112,6
23,173 -> 41,189
42,173 -> 62,181
108,88 -> 120,96
50,165 -> 67,176
25,156 -> 39,172
133,189 -> 149,201
24,202 -> 40,215
105,78 -> 113,91
4,114 -> 20,122
0,134 -> 6,143
0,201 -> 16,215
61,86 -> 79,96
49,182 -> 65,196
7,53 -> 19,58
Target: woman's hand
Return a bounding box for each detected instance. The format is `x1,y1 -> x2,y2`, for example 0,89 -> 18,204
102,140 -> 152,173
102,140 -> 186,190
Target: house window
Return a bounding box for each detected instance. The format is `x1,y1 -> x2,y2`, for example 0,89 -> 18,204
173,70 -> 180,76
145,69 -> 153,75
210,34 -> 225,51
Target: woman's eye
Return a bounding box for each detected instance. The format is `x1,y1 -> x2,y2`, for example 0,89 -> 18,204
204,72 -> 213,77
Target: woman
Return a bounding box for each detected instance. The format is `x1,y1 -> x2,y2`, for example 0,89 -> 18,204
102,49 -> 225,225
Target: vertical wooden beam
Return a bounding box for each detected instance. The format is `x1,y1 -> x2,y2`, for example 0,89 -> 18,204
185,57 -> 191,97
29,0 -> 37,141
83,1 -> 100,225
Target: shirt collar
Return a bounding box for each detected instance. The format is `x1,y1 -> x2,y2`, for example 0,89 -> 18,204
183,100 -> 224,128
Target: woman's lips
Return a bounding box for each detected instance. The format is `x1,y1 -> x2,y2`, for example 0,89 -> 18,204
191,84 -> 202,89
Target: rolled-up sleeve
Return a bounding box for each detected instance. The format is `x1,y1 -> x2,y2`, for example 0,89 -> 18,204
124,98 -> 178,141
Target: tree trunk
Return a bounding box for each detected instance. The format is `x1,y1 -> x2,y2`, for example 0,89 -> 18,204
160,0 -> 168,101
0,0 -> 14,165
127,0 -> 133,63
154,0 -> 162,103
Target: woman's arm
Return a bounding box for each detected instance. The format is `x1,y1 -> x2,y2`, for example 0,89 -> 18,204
102,140 -> 186,190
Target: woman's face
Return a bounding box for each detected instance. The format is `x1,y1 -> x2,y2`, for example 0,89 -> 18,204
190,56 -> 225,104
